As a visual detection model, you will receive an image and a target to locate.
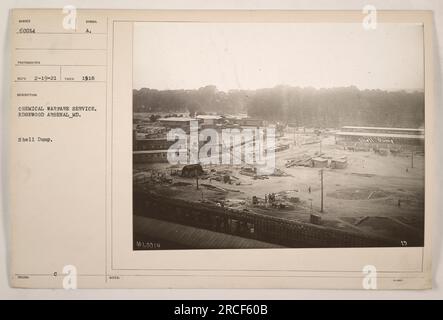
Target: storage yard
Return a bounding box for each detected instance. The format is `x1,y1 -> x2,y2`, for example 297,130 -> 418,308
133,115 -> 425,249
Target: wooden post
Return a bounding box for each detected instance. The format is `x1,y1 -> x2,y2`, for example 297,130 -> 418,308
320,169 -> 324,213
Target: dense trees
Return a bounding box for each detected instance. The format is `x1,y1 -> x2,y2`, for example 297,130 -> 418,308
133,86 -> 250,117
133,85 -> 424,128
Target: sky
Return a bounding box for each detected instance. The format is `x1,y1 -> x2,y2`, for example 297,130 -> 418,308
133,22 -> 424,92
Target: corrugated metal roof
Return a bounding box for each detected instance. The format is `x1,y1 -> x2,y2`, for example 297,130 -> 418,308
196,115 -> 222,120
133,149 -> 188,154
342,126 -> 424,132
336,132 -> 424,139
159,117 -> 195,122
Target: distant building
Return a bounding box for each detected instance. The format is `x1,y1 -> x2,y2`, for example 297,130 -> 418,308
158,117 -> 201,132
196,115 -> 223,127
312,157 -> 328,168
225,114 -> 248,120
330,158 -> 348,169
336,126 -> 424,151
133,149 -> 188,163
135,138 -> 176,151
182,164 -> 204,177
133,150 -> 169,163
340,126 -> 424,136
239,118 -> 264,127
224,115 -> 264,128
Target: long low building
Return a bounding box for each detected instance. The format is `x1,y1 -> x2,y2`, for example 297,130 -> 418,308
158,117 -> 202,132
341,126 -> 424,136
134,150 -> 170,163
196,115 -> 223,127
335,128 -> 424,151
133,149 -> 189,163
135,138 -> 176,151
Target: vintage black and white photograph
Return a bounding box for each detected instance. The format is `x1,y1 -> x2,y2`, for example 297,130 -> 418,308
132,22 -> 425,250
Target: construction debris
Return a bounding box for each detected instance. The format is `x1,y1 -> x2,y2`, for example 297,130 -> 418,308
330,157 -> 348,169
181,164 -> 204,177
286,153 -> 347,170
240,166 -> 256,177
285,154 -> 313,168
271,168 -> 290,177
310,214 -> 322,225
312,157 -> 328,168
355,216 -> 370,226
201,183 -> 240,193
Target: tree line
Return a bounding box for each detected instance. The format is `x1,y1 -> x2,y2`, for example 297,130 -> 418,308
133,85 -> 424,128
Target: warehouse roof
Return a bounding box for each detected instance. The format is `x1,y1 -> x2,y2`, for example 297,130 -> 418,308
159,117 -> 195,122
342,126 -> 424,132
133,149 -> 188,154
196,115 -> 222,120
336,131 -> 424,139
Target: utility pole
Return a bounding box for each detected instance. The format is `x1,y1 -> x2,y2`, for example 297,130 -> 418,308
320,169 -> 324,213
411,151 -> 414,168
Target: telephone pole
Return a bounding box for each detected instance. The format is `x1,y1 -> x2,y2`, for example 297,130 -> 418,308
411,151 -> 414,168
320,169 -> 324,213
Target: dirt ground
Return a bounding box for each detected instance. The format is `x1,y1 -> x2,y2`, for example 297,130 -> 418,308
134,131 -> 424,246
